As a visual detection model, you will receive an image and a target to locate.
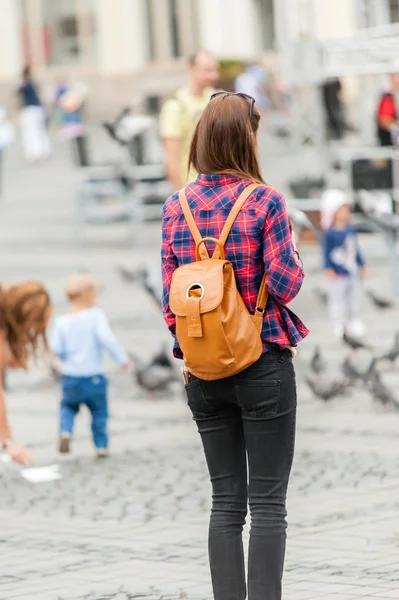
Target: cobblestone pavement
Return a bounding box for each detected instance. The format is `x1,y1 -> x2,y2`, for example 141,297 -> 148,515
0,133 -> 399,599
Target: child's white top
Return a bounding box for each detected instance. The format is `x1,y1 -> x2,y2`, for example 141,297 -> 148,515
50,307 -> 127,377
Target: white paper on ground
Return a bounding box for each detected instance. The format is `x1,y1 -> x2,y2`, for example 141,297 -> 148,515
20,464 -> 61,483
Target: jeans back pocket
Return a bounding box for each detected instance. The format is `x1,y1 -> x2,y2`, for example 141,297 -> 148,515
185,379 -> 212,416
234,379 -> 281,420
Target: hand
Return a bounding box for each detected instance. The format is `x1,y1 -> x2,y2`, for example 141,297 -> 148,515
326,269 -> 337,280
121,361 -> 129,370
5,443 -> 33,465
360,266 -> 368,279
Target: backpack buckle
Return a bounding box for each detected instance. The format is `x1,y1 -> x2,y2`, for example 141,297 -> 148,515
186,282 -> 205,300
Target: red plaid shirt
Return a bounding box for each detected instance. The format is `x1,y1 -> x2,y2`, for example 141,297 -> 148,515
161,174 -> 309,359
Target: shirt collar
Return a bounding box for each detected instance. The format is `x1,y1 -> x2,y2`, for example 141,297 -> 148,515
196,173 -> 248,187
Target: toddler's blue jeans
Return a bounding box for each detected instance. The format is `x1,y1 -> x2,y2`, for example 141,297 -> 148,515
60,374 -> 108,449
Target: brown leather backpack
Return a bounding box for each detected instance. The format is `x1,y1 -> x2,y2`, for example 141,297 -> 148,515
169,184 -> 268,381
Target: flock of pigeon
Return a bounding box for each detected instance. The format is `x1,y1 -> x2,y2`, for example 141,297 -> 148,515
118,266 -> 399,406
306,289 -> 399,411
306,334 -> 399,410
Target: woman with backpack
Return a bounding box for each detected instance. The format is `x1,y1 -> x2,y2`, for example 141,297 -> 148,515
161,91 -> 308,600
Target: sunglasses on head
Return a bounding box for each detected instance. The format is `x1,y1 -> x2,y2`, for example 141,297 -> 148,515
210,91 -> 256,120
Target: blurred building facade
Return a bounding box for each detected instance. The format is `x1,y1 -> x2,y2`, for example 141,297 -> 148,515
0,0 -> 278,114
0,1 -> 275,90
1,0 -> 399,113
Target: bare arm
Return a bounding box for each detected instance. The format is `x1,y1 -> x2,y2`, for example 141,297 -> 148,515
163,138 -> 184,191
379,116 -> 398,131
0,333 -> 33,464
0,334 -> 12,443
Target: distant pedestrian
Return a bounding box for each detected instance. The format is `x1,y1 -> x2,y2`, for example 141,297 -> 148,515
0,282 -> 52,464
53,80 -> 88,166
235,63 -> 270,112
321,189 -> 367,339
376,69 -> 399,146
321,77 -> 345,139
160,50 -> 219,190
50,274 -> 128,458
18,65 -> 51,161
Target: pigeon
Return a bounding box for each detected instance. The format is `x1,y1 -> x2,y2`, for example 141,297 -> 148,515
364,358 -> 379,386
342,356 -> 366,385
310,346 -> 327,375
102,121 -> 120,144
305,375 -> 347,402
138,269 -> 162,309
117,266 -> 161,308
136,365 -> 175,394
367,290 -> 394,310
313,287 -> 328,306
367,365 -> 399,410
102,106 -> 132,146
150,346 -> 175,370
129,349 -> 179,395
118,266 -> 137,283
343,332 -> 371,352
379,332 -> 399,365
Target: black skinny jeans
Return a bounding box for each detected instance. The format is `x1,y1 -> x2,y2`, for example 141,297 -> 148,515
185,349 -> 297,600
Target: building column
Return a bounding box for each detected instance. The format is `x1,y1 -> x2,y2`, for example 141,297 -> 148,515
273,0 -> 294,84
150,0 -> 173,62
176,0 -> 196,57
0,0 -> 22,81
314,0 -> 357,40
26,0 -> 46,71
198,0 -> 259,58
96,0 -> 148,75
76,0 -> 95,66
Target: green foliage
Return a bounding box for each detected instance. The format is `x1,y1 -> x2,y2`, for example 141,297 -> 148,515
219,59 -> 246,80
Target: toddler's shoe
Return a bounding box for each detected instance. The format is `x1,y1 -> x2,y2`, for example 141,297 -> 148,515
59,433 -> 71,454
96,447 -> 109,459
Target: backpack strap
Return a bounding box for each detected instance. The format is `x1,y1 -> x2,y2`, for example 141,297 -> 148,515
255,272 -> 268,316
212,182 -> 268,315
213,183 -> 258,258
179,189 -> 209,260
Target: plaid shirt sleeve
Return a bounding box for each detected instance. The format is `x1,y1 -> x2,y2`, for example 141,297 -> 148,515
161,201 -> 183,358
262,190 -> 305,305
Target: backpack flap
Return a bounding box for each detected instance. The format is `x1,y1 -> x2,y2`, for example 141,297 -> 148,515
169,260 -> 225,327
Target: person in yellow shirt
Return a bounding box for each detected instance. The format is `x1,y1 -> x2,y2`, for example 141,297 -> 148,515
160,50 -> 219,190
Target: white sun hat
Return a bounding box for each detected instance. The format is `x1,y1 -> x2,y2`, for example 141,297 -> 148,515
320,189 -> 351,230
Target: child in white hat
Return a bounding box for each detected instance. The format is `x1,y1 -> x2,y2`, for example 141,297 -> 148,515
321,189 -> 367,338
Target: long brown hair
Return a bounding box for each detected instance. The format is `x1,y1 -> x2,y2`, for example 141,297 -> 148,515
188,93 -> 265,183
0,282 -> 52,368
